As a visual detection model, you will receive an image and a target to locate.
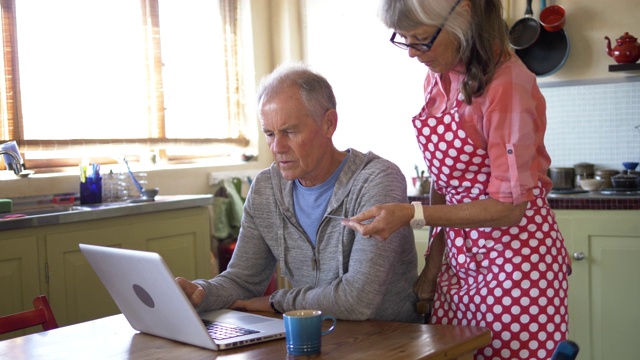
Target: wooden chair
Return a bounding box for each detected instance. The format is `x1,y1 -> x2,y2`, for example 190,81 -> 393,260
551,340 -> 579,360
0,295 -> 59,335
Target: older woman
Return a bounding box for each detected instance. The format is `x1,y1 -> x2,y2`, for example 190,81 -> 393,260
345,1 -> 570,359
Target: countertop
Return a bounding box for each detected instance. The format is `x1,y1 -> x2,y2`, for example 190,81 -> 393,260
546,190 -> 640,210
0,194 -> 213,231
409,190 -> 640,210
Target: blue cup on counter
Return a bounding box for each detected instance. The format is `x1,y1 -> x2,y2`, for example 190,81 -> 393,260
283,310 -> 336,356
80,162 -> 102,204
80,176 -> 102,204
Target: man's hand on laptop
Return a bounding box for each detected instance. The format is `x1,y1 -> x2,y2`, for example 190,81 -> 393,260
230,296 -> 272,313
176,277 -> 206,307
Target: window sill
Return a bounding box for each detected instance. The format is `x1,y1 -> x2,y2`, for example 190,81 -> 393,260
0,155 -> 263,199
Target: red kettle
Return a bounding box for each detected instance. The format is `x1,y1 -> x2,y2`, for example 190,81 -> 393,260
605,32 -> 640,64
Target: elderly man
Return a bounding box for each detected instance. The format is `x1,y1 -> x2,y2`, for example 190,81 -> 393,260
177,63 -> 420,323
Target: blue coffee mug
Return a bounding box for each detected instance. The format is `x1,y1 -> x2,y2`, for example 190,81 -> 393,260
283,310 -> 336,356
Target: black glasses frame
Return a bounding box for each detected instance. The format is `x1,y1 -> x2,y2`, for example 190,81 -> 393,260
389,0 -> 462,52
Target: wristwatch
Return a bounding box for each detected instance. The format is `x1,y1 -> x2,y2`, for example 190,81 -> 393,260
410,201 -> 426,229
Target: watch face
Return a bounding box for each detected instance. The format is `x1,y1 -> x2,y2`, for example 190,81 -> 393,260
411,219 -> 426,229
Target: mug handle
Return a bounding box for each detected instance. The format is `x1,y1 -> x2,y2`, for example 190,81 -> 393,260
321,315 -> 337,336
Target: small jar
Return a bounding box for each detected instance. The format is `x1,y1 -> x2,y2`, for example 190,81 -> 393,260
574,162 -> 595,176
574,162 -> 595,188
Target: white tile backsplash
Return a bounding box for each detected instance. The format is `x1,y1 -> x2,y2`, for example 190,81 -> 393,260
541,79 -> 640,171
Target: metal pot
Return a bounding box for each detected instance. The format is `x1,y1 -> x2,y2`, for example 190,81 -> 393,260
539,5 -> 566,32
611,171 -> 640,189
549,167 -> 575,189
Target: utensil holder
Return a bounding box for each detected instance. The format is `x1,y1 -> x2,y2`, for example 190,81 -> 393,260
80,177 -> 103,204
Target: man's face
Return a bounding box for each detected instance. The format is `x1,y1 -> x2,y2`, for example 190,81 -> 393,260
260,86 -> 334,187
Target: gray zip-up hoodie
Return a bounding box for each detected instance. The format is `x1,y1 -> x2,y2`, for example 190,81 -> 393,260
195,149 -> 420,323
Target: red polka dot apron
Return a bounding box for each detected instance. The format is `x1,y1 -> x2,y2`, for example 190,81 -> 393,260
413,86 -> 569,360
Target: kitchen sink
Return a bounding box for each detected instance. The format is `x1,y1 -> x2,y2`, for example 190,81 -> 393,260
1,205 -> 86,218
1,199 -> 146,219
0,194 -> 213,231
74,197 -> 156,209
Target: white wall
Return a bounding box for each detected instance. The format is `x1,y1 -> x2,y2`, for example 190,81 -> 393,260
303,0 -> 429,183
303,0 -> 640,179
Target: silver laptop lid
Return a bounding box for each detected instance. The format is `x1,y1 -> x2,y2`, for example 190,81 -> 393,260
79,244 -> 218,350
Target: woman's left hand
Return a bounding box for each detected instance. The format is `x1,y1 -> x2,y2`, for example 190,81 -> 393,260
345,203 -> 414,241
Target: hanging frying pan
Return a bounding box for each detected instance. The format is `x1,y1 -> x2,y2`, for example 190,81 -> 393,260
509,0 -> 540,49
515,1 -> 570,77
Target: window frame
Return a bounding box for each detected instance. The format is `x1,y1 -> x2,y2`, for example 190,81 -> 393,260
0,0 -> 251,170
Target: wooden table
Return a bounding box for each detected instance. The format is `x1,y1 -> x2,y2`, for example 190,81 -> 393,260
0,314 -> 491,360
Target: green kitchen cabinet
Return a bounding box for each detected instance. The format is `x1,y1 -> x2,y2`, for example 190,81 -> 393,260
0,235 -> 41,340
0,206 -> 212,336
555,210 -> 640,360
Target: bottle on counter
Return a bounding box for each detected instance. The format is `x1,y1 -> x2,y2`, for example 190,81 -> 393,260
102,170 -> 118,202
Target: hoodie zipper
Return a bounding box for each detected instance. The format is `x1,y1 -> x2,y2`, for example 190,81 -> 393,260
311,252 -> 317,272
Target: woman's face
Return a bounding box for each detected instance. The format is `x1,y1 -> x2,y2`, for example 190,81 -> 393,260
396,26 -> 459,74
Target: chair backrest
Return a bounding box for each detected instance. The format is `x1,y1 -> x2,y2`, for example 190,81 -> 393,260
0,295 -> 59,335
551,340 -> 580,360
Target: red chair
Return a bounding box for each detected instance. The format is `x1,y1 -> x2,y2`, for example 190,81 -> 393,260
0,295 -> 59,335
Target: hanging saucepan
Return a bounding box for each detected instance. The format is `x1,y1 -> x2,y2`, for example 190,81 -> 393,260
515,1 -> 570,77
509,0 -> 540,49
539,4 -> 566,32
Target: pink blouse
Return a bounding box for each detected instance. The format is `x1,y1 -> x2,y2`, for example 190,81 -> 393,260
422,54 -> 552,204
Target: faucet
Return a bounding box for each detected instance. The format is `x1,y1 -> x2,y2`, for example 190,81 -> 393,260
0,150 -> 24,175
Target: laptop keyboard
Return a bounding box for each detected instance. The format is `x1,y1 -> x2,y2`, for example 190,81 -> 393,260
202,319 -> 260,340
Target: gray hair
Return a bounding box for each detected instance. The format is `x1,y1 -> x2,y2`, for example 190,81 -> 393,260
257,63 -> 337,123
378,0 -> 510,104
378,0 -> 471,53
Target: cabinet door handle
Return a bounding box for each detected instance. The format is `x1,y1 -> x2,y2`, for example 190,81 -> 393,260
573,251 -> 586,261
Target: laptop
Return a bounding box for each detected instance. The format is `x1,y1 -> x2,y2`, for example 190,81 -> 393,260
79,243 -> 285,350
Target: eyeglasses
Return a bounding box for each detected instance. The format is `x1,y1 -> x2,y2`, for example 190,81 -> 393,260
389,0 -> 462,52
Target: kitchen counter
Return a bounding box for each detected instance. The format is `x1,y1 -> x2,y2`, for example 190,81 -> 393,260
0,194 -> 213,231
546,190 -> 640,210
409,191 -> 640,210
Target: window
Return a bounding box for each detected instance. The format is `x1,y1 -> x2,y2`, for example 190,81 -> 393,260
0,0 -> 254,169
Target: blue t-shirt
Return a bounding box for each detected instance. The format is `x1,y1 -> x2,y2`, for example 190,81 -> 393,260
293,152 -> 350,246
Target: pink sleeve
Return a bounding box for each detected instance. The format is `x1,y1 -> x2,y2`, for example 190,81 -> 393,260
461,58 -> 551,204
